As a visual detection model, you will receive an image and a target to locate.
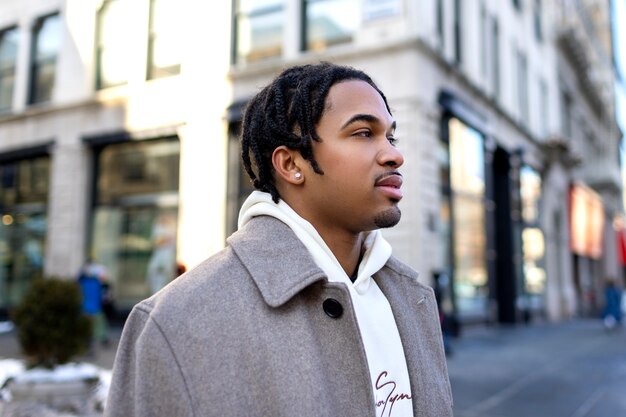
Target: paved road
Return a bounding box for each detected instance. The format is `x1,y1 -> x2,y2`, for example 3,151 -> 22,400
2,318 -> 625,417
446,319 -> 626,417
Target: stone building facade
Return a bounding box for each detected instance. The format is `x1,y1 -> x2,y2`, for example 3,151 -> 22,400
0,0 -> 621,325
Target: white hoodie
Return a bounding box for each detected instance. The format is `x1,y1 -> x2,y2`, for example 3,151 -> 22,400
238,191 -> 413,417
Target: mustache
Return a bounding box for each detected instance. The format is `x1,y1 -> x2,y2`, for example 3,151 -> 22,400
374,171 -> 403,183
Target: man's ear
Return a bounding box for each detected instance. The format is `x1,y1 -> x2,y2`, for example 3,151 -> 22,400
272,146 -> 304,185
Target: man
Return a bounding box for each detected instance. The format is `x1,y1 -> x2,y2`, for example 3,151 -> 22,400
105,62 -> 453,417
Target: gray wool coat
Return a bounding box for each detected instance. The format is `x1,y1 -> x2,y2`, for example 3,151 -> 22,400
104,216 -> 453,417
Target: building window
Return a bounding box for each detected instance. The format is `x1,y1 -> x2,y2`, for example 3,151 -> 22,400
480,2 -> 487,78
440,117 -> 488,321
0,156 -> 50,311
517,49 -> 529,126
539,78 -> 548,137
0,27 -> 18,111
28,13 -> 61,104
147,0 -> 182,79
561,90 -> 573,138
436,0 -> 444,49
533,0 -> 542,42
491,16 -> 500,100
303,0 -> 358,52
90,138 -> 180,309
233,0 -> 284,64
453,0 -> 462,65
96,0 -> 131,89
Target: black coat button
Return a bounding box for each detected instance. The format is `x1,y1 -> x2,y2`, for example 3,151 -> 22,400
323,298 -> 343,318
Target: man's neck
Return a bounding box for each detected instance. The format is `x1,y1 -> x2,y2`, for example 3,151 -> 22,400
279,192 -> 366,276
315,226 -> 365,278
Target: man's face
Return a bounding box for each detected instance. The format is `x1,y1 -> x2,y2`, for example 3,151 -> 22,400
299,79 -> 405,235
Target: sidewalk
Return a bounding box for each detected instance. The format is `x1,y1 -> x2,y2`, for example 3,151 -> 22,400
447,318 -> 626,417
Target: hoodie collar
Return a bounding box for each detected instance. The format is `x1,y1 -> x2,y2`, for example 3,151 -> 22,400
237,191 -> 392,295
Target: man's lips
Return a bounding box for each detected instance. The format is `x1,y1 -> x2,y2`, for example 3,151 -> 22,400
375,172 -> 403,200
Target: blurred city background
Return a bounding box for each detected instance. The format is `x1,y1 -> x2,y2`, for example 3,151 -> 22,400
0,0 -> 625,415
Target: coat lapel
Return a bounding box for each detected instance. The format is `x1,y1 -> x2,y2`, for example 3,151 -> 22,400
228,215 -> 328,307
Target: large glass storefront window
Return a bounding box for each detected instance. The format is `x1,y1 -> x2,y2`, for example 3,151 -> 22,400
91,138 -> 179,309
0,157 -> 49,313
442,117 -> 488,320
520,166 -> 545,309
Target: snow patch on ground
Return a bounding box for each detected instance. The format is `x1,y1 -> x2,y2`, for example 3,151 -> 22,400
0,359 -> 111,416
0,321 -> 15,334
13,362 -> 101,384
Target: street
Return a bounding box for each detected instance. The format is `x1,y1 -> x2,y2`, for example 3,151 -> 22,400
447,319 -> 626,417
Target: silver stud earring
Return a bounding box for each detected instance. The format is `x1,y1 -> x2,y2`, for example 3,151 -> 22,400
294,172 -> 302,180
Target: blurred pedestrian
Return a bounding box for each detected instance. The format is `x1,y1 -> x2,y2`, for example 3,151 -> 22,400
105,62 -> 452,417
175,260 -> 186,278
146,213 -> 177,293
77,257 -> 110,348
101,279 -> 117,325
602,278 -> 622,330
433,271 -> 453,356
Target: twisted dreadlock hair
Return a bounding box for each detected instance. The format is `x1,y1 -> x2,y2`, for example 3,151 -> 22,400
240,61 -> 392,203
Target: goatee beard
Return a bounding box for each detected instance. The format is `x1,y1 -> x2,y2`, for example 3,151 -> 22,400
374,206 -> 401,228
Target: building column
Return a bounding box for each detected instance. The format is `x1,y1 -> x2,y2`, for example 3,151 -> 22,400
45,138 -> 91,279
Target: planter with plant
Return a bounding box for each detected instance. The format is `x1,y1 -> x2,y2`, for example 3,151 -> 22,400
4,277 -> 102,414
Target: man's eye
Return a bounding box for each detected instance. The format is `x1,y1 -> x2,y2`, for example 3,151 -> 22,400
388,136 -> 399,146
355,130 -> 372,137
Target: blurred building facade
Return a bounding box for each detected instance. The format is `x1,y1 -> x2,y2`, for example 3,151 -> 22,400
0,0 -> 622,325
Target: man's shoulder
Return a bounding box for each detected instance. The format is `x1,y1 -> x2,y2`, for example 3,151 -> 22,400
135,245 -> 250,322
382,255 -> 434,291
383,255 -> 419,279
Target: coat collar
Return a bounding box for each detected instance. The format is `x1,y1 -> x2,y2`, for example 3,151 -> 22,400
228,215 -> 328,307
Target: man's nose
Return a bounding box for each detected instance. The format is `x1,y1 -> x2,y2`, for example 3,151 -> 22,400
379,142 -> 404,168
